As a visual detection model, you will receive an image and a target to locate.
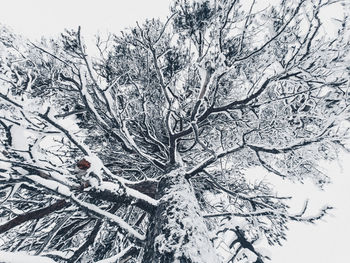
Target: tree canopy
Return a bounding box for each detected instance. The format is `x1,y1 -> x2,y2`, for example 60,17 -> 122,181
0,0 -> 349,262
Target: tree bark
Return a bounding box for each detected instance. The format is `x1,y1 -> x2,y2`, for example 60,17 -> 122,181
142,168 -> 220,263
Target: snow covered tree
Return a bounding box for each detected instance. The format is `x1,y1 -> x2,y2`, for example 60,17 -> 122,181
0,0 -> 349,262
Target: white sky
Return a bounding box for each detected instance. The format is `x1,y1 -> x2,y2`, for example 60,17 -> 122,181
0,1 -> 349,262
0,0 -> 170,40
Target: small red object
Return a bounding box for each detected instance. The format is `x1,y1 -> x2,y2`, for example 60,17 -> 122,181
77,158 -> 91,170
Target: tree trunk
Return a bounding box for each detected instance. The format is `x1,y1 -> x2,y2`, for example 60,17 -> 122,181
142,168 -> 220,263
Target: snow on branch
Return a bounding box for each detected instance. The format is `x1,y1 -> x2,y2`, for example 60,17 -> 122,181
37,108 -> 159,206
121,120 -> 166,170
203,205 -> 333,223
70,195 -> 145,240
27,175 -> 145,240
185,145 -> 245,178
94,245 -> 134,263
0,250 -> 56,263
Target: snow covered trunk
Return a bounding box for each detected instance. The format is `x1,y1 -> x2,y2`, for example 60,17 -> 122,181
142,168 -> 219,263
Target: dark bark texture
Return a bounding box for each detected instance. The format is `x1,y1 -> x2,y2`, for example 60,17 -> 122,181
142,168 -> 220,263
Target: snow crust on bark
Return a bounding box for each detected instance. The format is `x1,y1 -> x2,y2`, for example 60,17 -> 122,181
142,168 -> 220,263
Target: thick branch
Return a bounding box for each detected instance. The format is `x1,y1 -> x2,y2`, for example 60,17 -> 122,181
0,199 -> 70,234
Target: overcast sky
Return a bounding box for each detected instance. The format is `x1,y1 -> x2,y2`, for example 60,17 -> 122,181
0,1 -> 349,262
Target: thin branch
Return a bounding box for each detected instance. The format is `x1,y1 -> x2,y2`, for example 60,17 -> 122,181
153,12 -> 178,45
185,145 -> 244,178
30,42 -> 74,69
203,205 -> 333,223
234,0 -> 306,62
